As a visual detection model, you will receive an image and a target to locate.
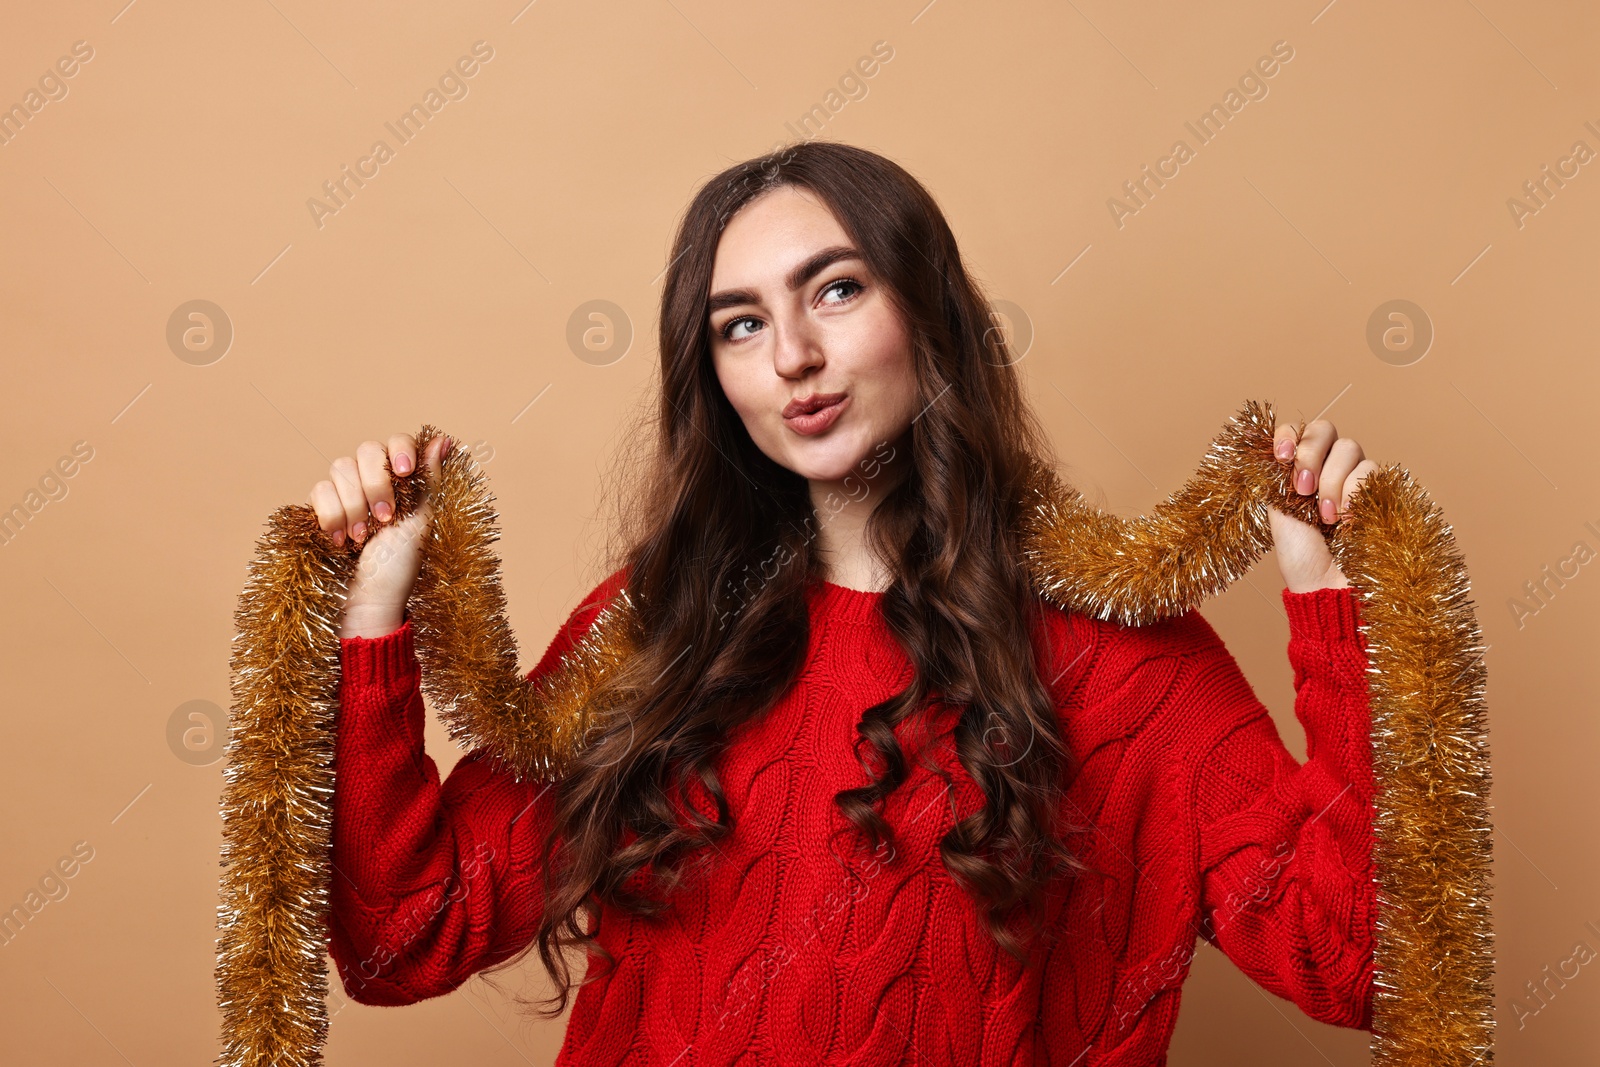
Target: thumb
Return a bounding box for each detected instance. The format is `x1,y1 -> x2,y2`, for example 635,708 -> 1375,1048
401,435 -> 451,533
420,434 -> 452,506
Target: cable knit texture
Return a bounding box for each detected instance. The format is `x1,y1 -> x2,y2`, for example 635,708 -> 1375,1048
329,568 -> 1374,1065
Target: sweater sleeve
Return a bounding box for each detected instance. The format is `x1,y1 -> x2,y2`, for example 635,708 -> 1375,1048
327,567 -> 627,1005
1188,585 -> 1375,1029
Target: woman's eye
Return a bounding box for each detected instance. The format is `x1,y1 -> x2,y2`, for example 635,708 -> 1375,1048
721,316 -> 759,342
821,278 -> 862,305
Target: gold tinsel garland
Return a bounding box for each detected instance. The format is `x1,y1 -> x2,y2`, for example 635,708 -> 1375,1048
215,399 -> 1493,1066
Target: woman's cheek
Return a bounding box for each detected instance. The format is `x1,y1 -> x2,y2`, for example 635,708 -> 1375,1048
720,378 -> 764,440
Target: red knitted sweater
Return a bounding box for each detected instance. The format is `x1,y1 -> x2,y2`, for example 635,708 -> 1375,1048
328,569 -> 1375,1065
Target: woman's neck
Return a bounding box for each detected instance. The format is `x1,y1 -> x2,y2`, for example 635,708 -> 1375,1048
807,432 -> 912,593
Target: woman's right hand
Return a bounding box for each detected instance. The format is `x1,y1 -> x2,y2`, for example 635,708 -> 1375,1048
308,433 -> 453,639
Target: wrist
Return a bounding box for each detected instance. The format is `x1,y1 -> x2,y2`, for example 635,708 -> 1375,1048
339,603 -> 407,640
1283,569 -> 1352,595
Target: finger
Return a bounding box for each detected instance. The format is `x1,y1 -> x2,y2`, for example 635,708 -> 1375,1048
1272,422 -> 1300,463
1316,437 -> 1365,523
388,433 -> 418,477
1292,418 -> 1339,497
356,440 -> 396,525
1340,459 -> 1380,518
308,480 -> 347,546
408,435 -> 450,516
328,455 -> 370,543
422,434 -> 452,495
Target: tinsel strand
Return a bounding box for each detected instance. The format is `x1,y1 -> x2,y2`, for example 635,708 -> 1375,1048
217,401 -> 1492,1066
1328,458 -> 1494,1065
216,507 -> 358,1067
402,426 -> 639,782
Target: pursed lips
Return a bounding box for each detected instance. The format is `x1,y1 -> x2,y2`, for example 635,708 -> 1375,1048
782,392 -> 847,419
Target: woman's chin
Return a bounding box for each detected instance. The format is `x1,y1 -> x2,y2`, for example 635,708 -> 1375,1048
779,443 -> 871,486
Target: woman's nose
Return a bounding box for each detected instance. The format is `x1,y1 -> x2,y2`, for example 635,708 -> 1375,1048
770,318 -> 824,378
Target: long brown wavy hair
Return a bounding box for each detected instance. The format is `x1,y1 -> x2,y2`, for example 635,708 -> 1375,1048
496,140 -> 1087,1017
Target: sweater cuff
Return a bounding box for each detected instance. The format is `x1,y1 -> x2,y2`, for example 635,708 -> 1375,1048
1281,585 -> 1363,642
339,618 -> 419,686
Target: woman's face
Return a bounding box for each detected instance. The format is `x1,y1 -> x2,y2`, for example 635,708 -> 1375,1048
708,184 -> 919,487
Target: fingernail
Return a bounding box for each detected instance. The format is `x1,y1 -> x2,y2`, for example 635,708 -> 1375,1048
393,454 -> 412,475
331,529 -> 345,547
1320,498 -> 1336,523
1275,439 -> 1293,461
373,501 -> 392,522
442,436 -> 452,456
352,521 -> 367,543
1296,468 -> 1314,494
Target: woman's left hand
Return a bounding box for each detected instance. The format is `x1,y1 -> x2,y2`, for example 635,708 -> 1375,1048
1268,418 -> 1380,594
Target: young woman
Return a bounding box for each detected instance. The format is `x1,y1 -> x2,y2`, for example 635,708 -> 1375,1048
314,142 -> 1379,1065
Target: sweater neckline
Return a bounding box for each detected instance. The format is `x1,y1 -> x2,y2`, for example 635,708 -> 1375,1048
807,577 -> 885,625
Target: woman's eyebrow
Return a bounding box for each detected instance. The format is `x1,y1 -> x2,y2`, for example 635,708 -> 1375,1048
707,245 -> 862,313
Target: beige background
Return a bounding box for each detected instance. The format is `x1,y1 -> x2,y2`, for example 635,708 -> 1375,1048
1,0 -> 1595,1062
